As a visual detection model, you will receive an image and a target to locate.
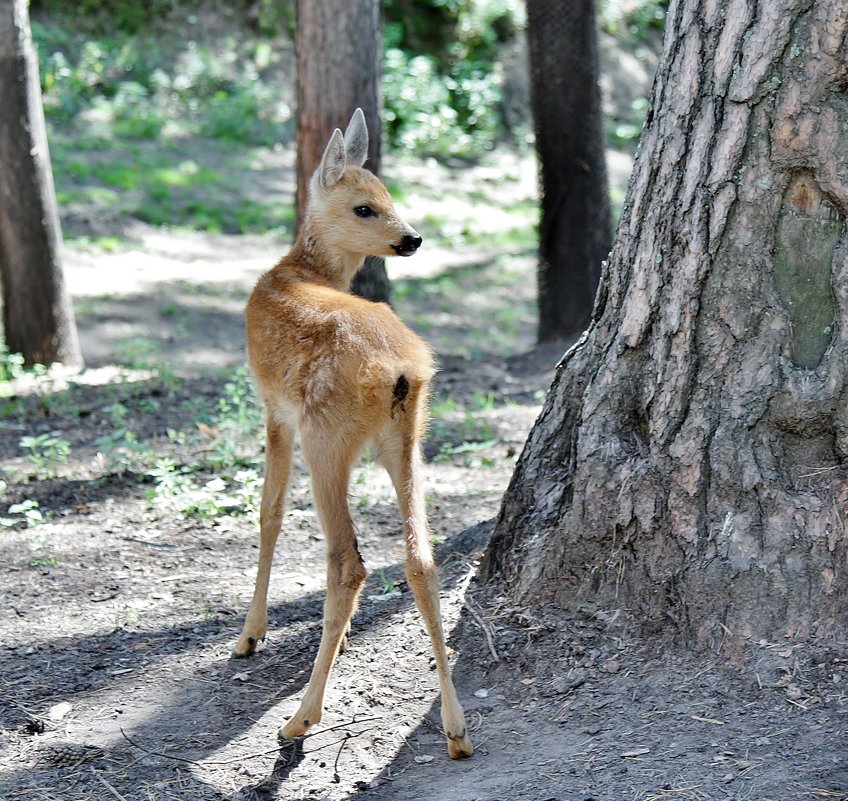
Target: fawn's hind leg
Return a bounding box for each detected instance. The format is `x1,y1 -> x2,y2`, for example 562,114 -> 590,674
235,418 -> 294,656
280,428 -> 366,740
377,401 -> 473,759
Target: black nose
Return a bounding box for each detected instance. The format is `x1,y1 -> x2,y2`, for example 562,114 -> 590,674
393,233 -> 422,256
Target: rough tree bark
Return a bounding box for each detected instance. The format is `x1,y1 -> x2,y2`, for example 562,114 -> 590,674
486,0 -> 848,648
0,0 -> 82,367
295,0 -> 389,302
526,0 -> 611,343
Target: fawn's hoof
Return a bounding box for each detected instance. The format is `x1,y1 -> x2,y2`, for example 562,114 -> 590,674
447,730 -> 474,759
279,715 -> 312,741
232,634 -> 261,657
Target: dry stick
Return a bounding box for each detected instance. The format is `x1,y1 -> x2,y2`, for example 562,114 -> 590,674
463,598 -> 501,662
332,733 -> 350,784
119,716 -> 382,767
120,729 -> 211,766
91,768 -> 129,801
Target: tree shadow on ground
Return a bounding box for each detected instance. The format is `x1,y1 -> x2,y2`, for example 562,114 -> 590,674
76,282 -> 251,373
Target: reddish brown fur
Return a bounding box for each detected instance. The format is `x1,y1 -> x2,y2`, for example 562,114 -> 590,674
233,110 -> 472,760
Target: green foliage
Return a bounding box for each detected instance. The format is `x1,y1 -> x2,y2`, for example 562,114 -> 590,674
208,366 -> 262,468
383,0 -> 522,158
91,367 -> 264,521
48,124 -> 293,235
599,0 -> 669,39
430,394 -> 497,466
0,498 -> 44,529
0,347 -> 26,383
32,23 -> 291,148
19,434 -> 71,477
606,97 -> 649,147
32,0 -> 181,34
376,569 -> 397,595
35,2 -> 516,160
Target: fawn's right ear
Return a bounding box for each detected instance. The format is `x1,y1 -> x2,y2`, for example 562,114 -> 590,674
343,108 -> 369,168
318,128 -> 347,188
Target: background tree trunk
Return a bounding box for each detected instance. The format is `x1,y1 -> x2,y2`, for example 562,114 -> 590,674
0,0 -> 82,368
295,0 -> 389,303
486,0 -> 848,648
526,0 -> 611,343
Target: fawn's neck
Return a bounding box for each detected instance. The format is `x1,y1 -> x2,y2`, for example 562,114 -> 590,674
289,216 -> 365,292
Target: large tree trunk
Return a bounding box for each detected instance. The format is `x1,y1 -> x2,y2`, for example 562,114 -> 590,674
527,0 -> 611,343
0,0 -> 82,368
486,0 -> 848,648
295,0 -> 389,303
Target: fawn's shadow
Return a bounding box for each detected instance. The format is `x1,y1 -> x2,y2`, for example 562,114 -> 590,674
230,738 -> 306,800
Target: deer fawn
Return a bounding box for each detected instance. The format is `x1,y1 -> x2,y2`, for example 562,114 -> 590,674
233,109 -> 473,760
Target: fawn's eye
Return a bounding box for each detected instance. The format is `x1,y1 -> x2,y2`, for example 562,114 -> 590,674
354,205 -> 375,218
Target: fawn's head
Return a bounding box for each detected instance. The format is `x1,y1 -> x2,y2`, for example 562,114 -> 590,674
307,109 -> 422,261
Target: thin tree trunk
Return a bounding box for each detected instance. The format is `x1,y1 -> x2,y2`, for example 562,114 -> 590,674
527,0 -> 611,343
295,0 -> 389,303
486,0 -> 848,648
0,0 -> 82,368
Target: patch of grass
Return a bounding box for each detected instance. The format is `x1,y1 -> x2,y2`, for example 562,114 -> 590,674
376,570 -> 397,595
430,395 -> 460,418
429,393 -> 498,466
394,253 -> 537,359
117,337 -> 163,371
29,555 -> 60,568
70,366 -> 264,525
56,185 -> 120,207
50,130 -> 294,235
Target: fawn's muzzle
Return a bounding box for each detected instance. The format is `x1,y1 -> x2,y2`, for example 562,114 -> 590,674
393,234 -> 422,256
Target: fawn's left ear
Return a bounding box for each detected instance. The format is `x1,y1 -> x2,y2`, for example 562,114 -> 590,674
343,108 -> 369,168
318,128 -> 347,188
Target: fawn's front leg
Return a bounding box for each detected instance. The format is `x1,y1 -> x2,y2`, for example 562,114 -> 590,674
234,419 -> 294,656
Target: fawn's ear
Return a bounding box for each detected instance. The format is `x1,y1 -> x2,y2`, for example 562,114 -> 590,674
318,128 -> 347,187
343,108 -> 369,168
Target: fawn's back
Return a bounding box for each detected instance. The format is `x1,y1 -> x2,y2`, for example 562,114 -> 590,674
247,267 -> 433,431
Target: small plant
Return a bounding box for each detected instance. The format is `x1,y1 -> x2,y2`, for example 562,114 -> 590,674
95,427 -> 155,474
19,433 -> 71,477
232,468 -> 261,524
376,569 -> 396,595
470,390 -> 496,412
204,367 -> 262,469
430,395 -> 460,418
0,347 -> 26,382
147,456 -> 192,494
0,499 -> 44,529
29,556 -> 60,568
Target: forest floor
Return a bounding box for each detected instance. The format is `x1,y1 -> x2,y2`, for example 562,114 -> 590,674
2,146 -> 848,801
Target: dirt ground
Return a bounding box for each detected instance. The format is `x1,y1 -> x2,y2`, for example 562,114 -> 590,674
3,231 -> 848,801
2,145 -> 848,799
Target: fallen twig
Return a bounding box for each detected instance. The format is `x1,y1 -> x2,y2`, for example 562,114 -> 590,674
119,715 -> 383,767
464,599 -> 501,662
91,768 -> 129,801
120,729 -> 207,766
